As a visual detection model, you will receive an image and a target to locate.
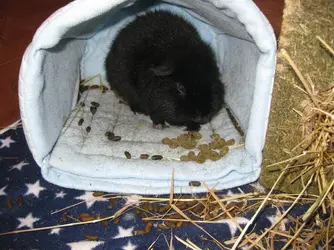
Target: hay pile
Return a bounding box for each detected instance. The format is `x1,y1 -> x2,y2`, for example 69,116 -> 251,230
260,0 -> 334,194
1,170 -> 332,248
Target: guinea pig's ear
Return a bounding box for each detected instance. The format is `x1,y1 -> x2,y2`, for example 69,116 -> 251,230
176,82 -> 186,96
150,63 -> 174,76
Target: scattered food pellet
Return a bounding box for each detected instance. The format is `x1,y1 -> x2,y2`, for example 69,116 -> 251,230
224,139 -> 235,146
159,204 -> 170,213
177,202 -> 188,210
201,150 -> 210,159
157,223 -> 169,230
164,220 -> 177,228
113,217 -> 120,224
220,147 -> 229,157
182,143 -> 196,150
102,86 -> 109,91
17,195 -> 23,206
161,131 -> 234,163
108,134 -> 116,141
176,221 -> 183,228
210,134 -> 220,140
180,155 -> 190,162
162,138 -> 170,145
187,151 -> 196,159
218,138 -> 226,147
145,222 -> 153,233
189,181 -> 201,187
78,118 -> 84,126
102,220 -> 109,228
196,155 -> 206,164
86,126 -> 91,133
109,198 -> 118,205
93,192 -> 105,197
90,106 -> 97,114
91,101 -> 100,107
62,213 -> 68,222
111,136 -> 121,141
89,85 -> 100,89
84,234 -> 99,241
6,197 -> 13,210
124,151 -> 131,159
80,85 -> 89,92
199,144 -> 210,151
210,151 -> 221,161
189,131 -> 202,140
151,155 -> 163,160
134,230 -> 146,235
168,138 -> 179,149
169,143 -> 178,149
188,151 -> 196,161
140,154 -> 149,159
152,204 -> 159,213
79,213 -> 94,222
209,140 -> 221,150
105,131 -> 114,137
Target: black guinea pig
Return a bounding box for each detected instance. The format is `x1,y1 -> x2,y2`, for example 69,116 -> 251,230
105,10 -> 224,131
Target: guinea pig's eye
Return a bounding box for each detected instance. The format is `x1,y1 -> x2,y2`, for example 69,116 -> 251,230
176,82 -> 186,96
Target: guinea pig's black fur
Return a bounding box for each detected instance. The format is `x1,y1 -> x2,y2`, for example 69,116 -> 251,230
105,10 -> 224,131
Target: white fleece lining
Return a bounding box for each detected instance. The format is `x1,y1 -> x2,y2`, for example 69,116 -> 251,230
18,0 -> 277,194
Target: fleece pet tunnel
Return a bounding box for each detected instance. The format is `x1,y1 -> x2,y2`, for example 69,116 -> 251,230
19,0 -> 277,194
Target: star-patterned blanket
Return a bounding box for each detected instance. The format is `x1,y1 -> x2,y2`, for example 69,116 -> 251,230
0,122 -> 312,249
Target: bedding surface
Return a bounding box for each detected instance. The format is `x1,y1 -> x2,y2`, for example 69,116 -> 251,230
0,125 -> 307,249
48,82 -> 259,194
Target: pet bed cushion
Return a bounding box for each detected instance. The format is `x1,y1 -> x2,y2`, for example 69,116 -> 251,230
19,0 -> 277,194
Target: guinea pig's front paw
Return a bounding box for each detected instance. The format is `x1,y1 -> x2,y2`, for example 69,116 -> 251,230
152,123 -> 169,130
185,122 -> 201,132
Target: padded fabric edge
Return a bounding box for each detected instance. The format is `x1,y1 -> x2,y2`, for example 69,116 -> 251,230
41,162 -> 261,194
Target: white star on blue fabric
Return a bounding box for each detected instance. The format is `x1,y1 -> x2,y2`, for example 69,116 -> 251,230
0,185 -> 7,196
17,213 -> 40,229
124,194 -> 143,205
225,190 -> 240,205
250,181 -> 266,193
25,180 -> 46,198
50,228 -> 62,235
67,240 -> 104,250
55,191 -> 67,199
216,217 -> 250,236
122,241 -> 137,250
9,161 -> 29,171
267,209 -> 288,231
113,226 -> 134,239
75,191 -> 107,208
123,212 -> 136,221
0,136 -> 15,148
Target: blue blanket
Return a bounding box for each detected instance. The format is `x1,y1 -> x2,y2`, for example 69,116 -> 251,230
0,124 -> 312,249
